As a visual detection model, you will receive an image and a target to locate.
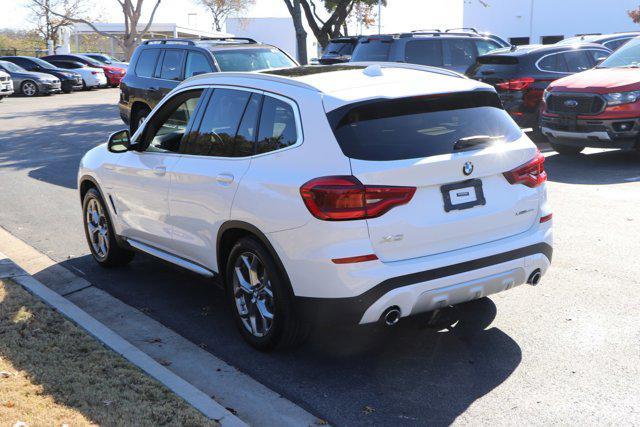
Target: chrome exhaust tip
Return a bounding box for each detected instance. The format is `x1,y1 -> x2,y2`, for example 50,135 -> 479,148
382,306 -> 401,326
527,269 -> 542,286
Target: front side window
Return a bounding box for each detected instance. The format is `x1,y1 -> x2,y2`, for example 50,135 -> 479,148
603,38 -> 631,51
475,39 -> 502,56
326,91 -> 522,161
185,51 -> 213,78
135,50 -> 159,78
563,50 -> 592,72
404,40 -> 443,66
586,50 -> 610,65
256,96 -> 298,154
159,49 -> 185,80
184,89 -> 252,157
143,89 -> 203,153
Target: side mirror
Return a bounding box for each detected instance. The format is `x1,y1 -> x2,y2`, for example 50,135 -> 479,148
107,129 -> 131,153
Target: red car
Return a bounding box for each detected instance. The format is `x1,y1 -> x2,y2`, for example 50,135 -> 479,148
41,54 -> 126,88
541,36 -> 640,155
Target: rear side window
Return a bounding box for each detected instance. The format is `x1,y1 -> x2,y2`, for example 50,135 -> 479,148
159,49 -> 185,80
185,51 -> 213,78
351,39 -> 392,62
444,39 -> 477,67
404,40 -> 443,66
135,49 -> 159,78
562,50 -> 592,72
326,91 -> 522,161
537,53 -> 568,72
186,89 -> 251,157
256,97 -> 298,154
603,38 -> 630,51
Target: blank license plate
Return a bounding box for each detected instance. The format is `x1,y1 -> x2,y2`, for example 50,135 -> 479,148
441,179 -> 486,212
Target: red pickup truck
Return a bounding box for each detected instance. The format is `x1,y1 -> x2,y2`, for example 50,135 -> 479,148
540,36 -> 640,155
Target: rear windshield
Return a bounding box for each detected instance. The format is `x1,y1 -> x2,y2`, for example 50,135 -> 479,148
467,55 -> 520,76
324,41 -> 355,56
327,91 -> 522,161
351,39 -> 392,62
212,48 -> 296,71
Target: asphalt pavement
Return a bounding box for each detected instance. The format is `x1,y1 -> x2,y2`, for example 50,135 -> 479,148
0,90 -> 639,425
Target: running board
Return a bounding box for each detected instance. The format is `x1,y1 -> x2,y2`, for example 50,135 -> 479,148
126,239 -> 215,278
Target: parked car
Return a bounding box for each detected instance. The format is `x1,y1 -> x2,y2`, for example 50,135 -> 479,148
541,36 -> 640,155
466,43 -> 612,132
557,32 -> 640,51
319,36 -> 359,64
43,59 -> 107,90
79,63 -> 553,350
41,54 -> 125,87
80,52 -> 129,70
0,60 -> 60,96
119,37 -> 298,133
0,56 -> 83,93
350,31 -> 505,73
0,69 -> 14,101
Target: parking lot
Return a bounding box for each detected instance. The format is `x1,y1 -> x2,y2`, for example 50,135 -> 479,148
0,89 -> 639,425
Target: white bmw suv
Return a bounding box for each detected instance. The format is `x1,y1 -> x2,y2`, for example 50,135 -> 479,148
78,63 -> 553,350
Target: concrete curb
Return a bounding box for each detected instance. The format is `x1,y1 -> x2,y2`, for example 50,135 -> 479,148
0,251 -> 247,427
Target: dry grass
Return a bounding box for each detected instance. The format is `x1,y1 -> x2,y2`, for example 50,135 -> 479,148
0,279 -> 218,426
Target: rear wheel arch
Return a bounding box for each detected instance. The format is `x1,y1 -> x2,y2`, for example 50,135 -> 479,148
216,221 -> 292,290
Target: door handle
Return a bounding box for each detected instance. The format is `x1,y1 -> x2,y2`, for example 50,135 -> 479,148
216,173 -> 234,185
153,166 -> 167,176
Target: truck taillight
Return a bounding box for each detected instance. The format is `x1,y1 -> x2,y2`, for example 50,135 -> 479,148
300,176 -> 416,221
496,77 -> 535,91
503,150 -> 547,188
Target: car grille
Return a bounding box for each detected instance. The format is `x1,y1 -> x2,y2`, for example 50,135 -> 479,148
547,93 -> 605,115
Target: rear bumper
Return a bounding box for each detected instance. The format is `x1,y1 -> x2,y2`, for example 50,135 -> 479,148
540,114 -> 640,149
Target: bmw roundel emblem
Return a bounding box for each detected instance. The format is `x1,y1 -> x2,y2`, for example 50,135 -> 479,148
463,161 -> 474,176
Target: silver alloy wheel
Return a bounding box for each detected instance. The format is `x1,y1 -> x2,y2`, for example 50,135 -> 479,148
22,81 -> 37,96
232,252 -> 275,338
85,198 -> 110,260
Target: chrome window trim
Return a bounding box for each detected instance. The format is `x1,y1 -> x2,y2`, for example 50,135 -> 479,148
131,83 -> 304,160
535,49 -> 611,74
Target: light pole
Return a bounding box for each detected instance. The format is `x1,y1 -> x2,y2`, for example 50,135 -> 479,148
378,0 -> 382,34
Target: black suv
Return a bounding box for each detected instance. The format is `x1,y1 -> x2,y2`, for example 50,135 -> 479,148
350,30 -> 506,73
0,56 -> 83,93
119,37 -> 297,132
466,43 -> 611,132
319,36 -> 359,65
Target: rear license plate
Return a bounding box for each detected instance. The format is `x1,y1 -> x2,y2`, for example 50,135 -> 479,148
441,179 -> 486,212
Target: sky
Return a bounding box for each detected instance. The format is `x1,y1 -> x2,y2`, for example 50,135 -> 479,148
0,0 -> 456,35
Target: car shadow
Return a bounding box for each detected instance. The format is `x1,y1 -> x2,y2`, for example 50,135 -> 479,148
50,253 -> 521,426
544,149 -> 640,185
0,102 -> 122,190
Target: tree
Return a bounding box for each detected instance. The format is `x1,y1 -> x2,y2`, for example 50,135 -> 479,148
195,0 -> 255,32
27,0 -> 84,48
630,5 -> 640,23
32,0 -> 162,60
283,0 -> 384,64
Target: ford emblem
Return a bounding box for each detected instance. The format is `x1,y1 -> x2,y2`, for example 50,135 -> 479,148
463,161 -> 474,176
564,99 -> 579,108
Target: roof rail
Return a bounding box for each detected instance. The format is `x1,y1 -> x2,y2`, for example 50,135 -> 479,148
445,27 -> 479,34
197,37 -> 257,44
142,38 -> 196,45
411,28 -> 441,33
402,31 -> 478,38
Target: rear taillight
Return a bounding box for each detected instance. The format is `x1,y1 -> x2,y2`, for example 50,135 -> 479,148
300,176 -> 416,221
496,77 -> 535,91
503,150 -> 547,188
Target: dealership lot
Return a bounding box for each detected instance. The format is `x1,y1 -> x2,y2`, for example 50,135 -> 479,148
0,90 -> 639,424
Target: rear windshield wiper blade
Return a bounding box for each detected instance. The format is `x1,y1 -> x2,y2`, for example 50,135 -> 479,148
453,135 -> 504,151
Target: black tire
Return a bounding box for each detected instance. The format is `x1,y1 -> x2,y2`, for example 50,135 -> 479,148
225,237 -> 309,351
0,96 -> 4,102
62,89 -> 72,94
550,142 -> 584,155
82,188 -> 134,267
21,80 -> 38,97
131,105 -> 151,134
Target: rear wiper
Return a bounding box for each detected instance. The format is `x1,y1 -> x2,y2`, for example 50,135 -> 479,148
454,135 -> 504,151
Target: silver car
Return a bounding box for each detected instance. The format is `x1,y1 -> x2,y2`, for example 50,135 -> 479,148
0,69 -> 14,101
